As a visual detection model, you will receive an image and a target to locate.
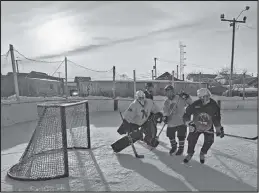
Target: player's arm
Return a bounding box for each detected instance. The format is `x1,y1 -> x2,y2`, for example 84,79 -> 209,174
185,95 -> 193,106
123,102 -> 137,123
179,92 -> 193,106
211,100 -> 224,136
163,100 -> 170,116
182,101 -> 196,123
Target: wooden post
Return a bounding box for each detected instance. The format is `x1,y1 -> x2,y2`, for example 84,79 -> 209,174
9,44 -> 20,100
112,66 -> 116,99
15,60 -> 19,73
65,57 -> 68,98
182,74 -> 185,81
171,70 -> 175,87
133,70 -> 136,97
152,70 -> 154,80
242,73 -> 245,100
199,72 -> 202,88
113,66 -> 118,111
177,65 -> 179,79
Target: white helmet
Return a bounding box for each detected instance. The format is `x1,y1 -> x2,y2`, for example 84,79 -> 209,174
197,88 -> 211,98
135,90 -> 145,99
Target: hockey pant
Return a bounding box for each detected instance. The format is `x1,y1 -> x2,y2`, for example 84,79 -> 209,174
167,124 -> 187,148
187,127 -> 214,155
140,114 -> 158,144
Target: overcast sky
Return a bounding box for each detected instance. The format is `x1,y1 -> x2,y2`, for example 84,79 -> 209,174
1,1 -> 257,80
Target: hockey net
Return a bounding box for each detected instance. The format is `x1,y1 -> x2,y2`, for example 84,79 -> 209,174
7,100 -> 91,181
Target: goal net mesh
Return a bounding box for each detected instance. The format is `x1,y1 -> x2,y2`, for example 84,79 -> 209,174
7,100 -> 90,181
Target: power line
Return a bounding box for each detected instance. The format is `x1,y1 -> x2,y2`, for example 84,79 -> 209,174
242,25 -> 256,30
13,49 -> 63,63
1,50 -> 10,57
51,60 -> 65,76
67,59 -> 113,73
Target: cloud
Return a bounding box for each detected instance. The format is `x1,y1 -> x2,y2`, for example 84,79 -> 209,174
34,19 -> 205,60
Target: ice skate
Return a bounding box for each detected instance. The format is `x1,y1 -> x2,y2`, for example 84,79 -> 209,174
183,154 -> 193,163
200,152 -> 205,164
175,141 -> 184,155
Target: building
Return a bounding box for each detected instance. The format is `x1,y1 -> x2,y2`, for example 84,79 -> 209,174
156,72 -> 183,81
215,74 -> 253,85
67,82 -> 78,95
74,76 -> 91,96
247,77 -> 258,88
186,73 -> 217,82
1,71 -> 64,97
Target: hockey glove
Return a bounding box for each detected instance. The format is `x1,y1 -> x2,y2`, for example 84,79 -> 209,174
162,116 -> 168,124
155,112 -> 163,123
188,122 -> 197,133
216,126 -> 224,138
179,92 -> 190,100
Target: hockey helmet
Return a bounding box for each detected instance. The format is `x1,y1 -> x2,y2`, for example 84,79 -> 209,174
135,90 -> 145,105
145,82 -> 154,88
135,90 -> 145,99
197,88 -> 211,105
197,88 -> 211,98
164,84 -> 174,91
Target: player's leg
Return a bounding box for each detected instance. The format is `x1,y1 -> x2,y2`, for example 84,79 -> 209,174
167,126 -> 177,155
142,115 -> 157,145
200,130 -> 214,164
183,132 -> 200,163
175,124 -> 187,155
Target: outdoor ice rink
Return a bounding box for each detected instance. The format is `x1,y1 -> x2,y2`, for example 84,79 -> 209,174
1,110 -> 257,191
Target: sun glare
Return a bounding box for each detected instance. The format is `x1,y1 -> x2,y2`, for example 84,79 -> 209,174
36,17 -> 81,53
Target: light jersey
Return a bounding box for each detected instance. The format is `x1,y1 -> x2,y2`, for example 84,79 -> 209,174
163,95 -> 192,127
123,98 -> 160,126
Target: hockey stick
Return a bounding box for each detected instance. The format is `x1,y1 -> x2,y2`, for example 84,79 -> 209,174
119,111 -> 144,158
205,130 -> 258,141
149,123 -> 167,151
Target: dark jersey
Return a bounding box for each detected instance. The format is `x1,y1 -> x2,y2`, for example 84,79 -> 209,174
183,98 -> 221,131
144,90 -> 153,100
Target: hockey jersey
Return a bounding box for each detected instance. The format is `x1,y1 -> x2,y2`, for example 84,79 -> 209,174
163,94 -> 193,127
144,90 -> 153,100
124,98 -> 160,126
183,98 -> 222,131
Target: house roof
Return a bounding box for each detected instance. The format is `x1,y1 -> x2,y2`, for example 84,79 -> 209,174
215,74 -> 253,80
247,77 -> 258,86
6,71 -> 63,81
187,73 -> 217,79
156,72 -> 182,81
74,76 -> 91,82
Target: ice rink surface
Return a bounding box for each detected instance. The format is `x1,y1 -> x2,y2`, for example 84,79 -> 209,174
1,110 -> 257,191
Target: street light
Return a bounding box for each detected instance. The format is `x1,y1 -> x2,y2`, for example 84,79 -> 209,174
220,6 -> 249,97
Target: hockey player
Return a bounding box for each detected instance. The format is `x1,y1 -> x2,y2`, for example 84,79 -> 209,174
141,82 -> 157,145
163,85 -> 193,155
182,88 -> 224,164
144,82 -> 154,100
117,90 -> 163,137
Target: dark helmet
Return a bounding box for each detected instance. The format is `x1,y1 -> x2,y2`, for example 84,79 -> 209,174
145,82 -> 154,88
164,84 -> 174,91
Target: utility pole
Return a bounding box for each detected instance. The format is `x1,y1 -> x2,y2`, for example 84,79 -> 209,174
176,65 -> 179,79
65,57 -> 68,98
9,44 -> 20,100
57,72 -> 61,78
112,66 -> 116,99
179,42 -> 186,80
151,70 -> 154,80
133,70 -> 136,97
220,6 -> 249,97
153,57 -> 157,79
15,59 -> 21,73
